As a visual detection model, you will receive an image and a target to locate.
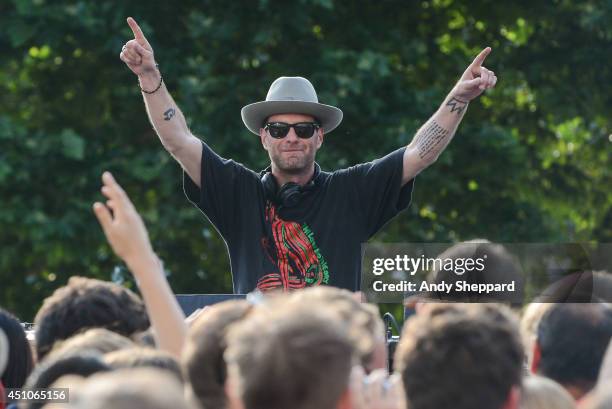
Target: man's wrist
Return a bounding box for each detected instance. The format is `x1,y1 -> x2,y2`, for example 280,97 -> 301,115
447,88 -> 470,104
444,91 -> 469,115
138,66 -> 161,90
125,249 -> 161,276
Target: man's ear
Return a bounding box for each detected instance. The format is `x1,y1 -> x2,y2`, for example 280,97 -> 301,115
225,376 -> 245,409
531,341 -> 542,374
260,128 -> 269,150
500,385 -> 521,409
336,388 -> 351,409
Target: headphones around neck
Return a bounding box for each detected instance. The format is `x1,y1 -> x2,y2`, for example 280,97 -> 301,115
261,163 -> 321,208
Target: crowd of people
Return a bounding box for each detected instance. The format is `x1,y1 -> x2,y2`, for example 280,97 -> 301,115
1,172 -> 612,409
1,14 -> 610,409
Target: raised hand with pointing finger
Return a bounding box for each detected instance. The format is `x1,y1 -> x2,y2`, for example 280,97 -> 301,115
450,47 -> 497,102
402,46 -> 499,183
118,16 -> 203,187
120,17 -> 157,77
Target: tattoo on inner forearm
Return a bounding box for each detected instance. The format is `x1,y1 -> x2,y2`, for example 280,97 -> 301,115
415,120 -> 450,160
163,108 -> 176,121
446,97 -> 468,115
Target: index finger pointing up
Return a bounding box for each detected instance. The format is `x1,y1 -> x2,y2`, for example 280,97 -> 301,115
470,46 -> 492,69
127,17 -> 147,42
102,171 -> 128,202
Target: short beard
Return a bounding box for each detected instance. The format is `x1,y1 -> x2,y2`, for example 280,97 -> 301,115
271,153 -> 314,175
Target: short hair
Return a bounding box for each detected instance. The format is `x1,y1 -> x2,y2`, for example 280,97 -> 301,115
0,308 -> 34,389
34,276 -> 150,359
225,302 -> 354,409
395,303 -> 524,409
23,351 -> 111,409
289,287 -> 385,370
70,368 -> 190,409
182,300 -> 252,409
536,303 -> 612,393
520,375 -> 575,409
49,328 -> 135,358
104,347 -> 183,383
428,240 -> 524,304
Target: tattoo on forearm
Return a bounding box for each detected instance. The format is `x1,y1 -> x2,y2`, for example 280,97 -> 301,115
446,97 -> 468,115
163,108 -> 176,121
415,120 -> 451,160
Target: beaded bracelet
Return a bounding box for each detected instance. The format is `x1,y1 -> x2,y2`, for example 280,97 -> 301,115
140,74 -> 163,94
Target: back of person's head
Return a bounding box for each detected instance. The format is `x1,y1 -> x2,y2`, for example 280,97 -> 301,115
23,351 -> 111,409
225,301 -> 354,409
182,300 -> 252,409
521,375 -> 575,409
34,276 -> 150,359
0,308 -> 33,389
70,368 -> 191,409
49,328 -> 135,358
104,347 -> 183,382
429,240 -> 524,304
395,303 -> 524,409
289,286 -> 385,371
535,303 -> 612,398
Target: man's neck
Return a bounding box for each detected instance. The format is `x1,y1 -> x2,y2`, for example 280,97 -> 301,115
271,164 -> 315,187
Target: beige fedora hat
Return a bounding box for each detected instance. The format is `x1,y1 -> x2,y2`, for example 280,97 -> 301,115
241,76 -> 343,135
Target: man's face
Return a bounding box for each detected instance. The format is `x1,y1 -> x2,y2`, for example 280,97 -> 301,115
259,113 -> 324,174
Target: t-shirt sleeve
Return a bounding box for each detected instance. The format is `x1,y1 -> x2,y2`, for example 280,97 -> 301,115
183,141 -> 256,239
346,147 -> 415,239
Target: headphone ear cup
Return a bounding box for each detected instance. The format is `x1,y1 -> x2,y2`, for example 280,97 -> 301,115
278,182 -> 302,208
261,172 -> 279,202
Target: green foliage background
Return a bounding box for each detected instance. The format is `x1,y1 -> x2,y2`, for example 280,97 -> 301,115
1,0 -> 610,321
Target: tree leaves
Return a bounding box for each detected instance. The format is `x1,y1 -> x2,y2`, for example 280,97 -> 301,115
0,0 -> 610,319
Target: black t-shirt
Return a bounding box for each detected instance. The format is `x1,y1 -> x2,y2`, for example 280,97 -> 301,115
184,142 -> 414,293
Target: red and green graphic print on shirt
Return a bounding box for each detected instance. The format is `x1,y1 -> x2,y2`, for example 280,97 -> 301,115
256,202 -> 330,291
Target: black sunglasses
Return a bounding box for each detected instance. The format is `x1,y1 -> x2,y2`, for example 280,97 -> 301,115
264,122 -> 320,139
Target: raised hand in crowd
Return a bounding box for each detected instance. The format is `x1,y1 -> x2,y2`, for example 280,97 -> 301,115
93,171 -> 187,358
93,172 -> 153,268
350,366 -> 406,409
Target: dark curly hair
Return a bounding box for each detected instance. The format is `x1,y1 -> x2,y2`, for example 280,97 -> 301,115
536,303 -> 612,394
34,276 -> 150,360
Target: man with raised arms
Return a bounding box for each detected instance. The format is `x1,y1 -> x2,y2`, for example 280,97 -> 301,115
119,17 -> 497,293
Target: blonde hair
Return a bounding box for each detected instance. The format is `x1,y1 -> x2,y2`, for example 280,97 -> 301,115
71,368 -> 189,409
289,286 -> 384,370
225,301 -> 353,409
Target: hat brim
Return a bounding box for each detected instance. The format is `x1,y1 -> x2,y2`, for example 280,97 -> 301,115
241,100 -> 343,135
